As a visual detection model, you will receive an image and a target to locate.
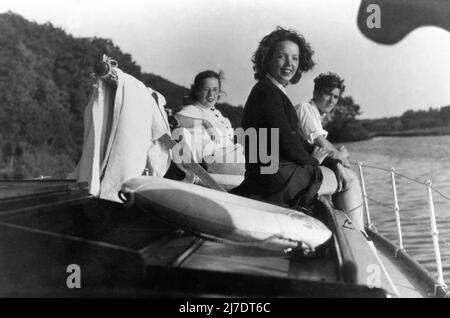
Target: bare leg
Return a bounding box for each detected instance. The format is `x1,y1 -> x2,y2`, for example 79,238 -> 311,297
318,166 -> 365,230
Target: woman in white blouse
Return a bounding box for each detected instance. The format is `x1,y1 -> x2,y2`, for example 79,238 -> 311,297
296,72 -> 366,228
174,70 -> 245,175
296,72 -> 350,167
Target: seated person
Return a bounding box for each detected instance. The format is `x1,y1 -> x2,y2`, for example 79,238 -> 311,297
295,72 -> 350,167
236,28 -> 365,231
174,70 -> 245,175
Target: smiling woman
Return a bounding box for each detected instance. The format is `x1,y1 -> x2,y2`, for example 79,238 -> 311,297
174,70 -> 246,176
267,40 -> 300,86
235,27 -> 365,230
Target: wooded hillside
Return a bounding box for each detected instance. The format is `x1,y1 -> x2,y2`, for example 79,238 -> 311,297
0,12 -> 242,178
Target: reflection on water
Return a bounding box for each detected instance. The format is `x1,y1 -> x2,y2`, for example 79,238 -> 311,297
342,135 -> 450,283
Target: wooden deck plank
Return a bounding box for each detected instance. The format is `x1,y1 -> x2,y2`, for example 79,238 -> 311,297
0,180 -> 87,200
182,241 -> 290,278
181,240 -> 338,282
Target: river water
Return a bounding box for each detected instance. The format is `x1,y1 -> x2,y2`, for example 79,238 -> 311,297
341,135 -> 450,284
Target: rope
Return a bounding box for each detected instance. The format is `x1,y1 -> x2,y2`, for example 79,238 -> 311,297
350,161 -> 391,173
366,196 -> 391,209
429,187 -> 450,202
366,196 -> 450,247
355,161 -> 450,287
349,161 -> 450,202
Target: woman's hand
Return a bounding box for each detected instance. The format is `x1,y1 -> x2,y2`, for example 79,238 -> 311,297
332,153 -> 351,168
338,145 -> 350,158
338,146 -> 351,167
334,163 -> 354,192
312,146 -> 328,164
329,147 -> 350,167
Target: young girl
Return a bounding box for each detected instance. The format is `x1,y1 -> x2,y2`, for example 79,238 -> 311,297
174,70 -> 245,175
296,72 -> 350,167
236,27 -> 365,230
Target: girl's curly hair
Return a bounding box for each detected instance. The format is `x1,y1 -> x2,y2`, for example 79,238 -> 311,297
251,26 -> 315,84
189,70 -> 225,103
313,72 -> 345,95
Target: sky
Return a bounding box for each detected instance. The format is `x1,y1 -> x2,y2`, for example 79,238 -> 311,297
1,0 -> 450,119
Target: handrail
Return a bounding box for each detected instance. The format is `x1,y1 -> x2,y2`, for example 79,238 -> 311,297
425,180 -> 447,294
349,161 -> 448,296
350,161 -> 450,202
390,168 -> 404,253
357,162 -> 373,229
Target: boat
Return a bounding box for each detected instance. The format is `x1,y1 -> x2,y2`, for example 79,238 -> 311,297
1,52 -> 449,298
0,167 -> 448,298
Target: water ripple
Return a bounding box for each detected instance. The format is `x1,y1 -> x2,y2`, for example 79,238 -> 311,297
343,136 -> 450,283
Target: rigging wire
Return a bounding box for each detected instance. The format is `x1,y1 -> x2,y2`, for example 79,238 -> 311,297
348,160 -> 450,285
366,196 -> 450,247
349,161 -> 450,202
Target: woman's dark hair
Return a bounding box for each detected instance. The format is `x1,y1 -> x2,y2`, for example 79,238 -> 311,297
313,72 -> 345,95
189,70 -> 224,103
251,26 -> 315,84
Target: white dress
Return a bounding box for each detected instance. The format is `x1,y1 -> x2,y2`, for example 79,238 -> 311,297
174,104 -> 245,175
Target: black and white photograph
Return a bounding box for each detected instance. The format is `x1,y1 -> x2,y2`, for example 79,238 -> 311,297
0,0 -> 449,300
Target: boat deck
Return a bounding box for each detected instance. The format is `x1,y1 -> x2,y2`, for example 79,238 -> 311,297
369,229 -> 442,298
374,245 -> 425,297
181,240 -> 337,282
0,179 -> 442,297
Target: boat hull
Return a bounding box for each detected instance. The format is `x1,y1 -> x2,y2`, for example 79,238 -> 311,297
0,179 -> 446,297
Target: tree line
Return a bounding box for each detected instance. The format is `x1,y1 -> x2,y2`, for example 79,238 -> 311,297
1,12 -> 446,178
326,101 -> 450,142
0,12 -> 243,178
360,106 -> 450,136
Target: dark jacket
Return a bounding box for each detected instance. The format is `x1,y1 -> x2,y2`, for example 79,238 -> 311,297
239,77 -> 340,196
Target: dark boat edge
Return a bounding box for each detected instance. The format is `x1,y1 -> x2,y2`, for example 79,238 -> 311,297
368,228 -> 449,298
0,179 -> 447,298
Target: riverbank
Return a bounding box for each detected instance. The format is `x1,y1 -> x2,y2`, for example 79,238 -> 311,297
369,125 -> 450,138
329,123 -> 450,143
